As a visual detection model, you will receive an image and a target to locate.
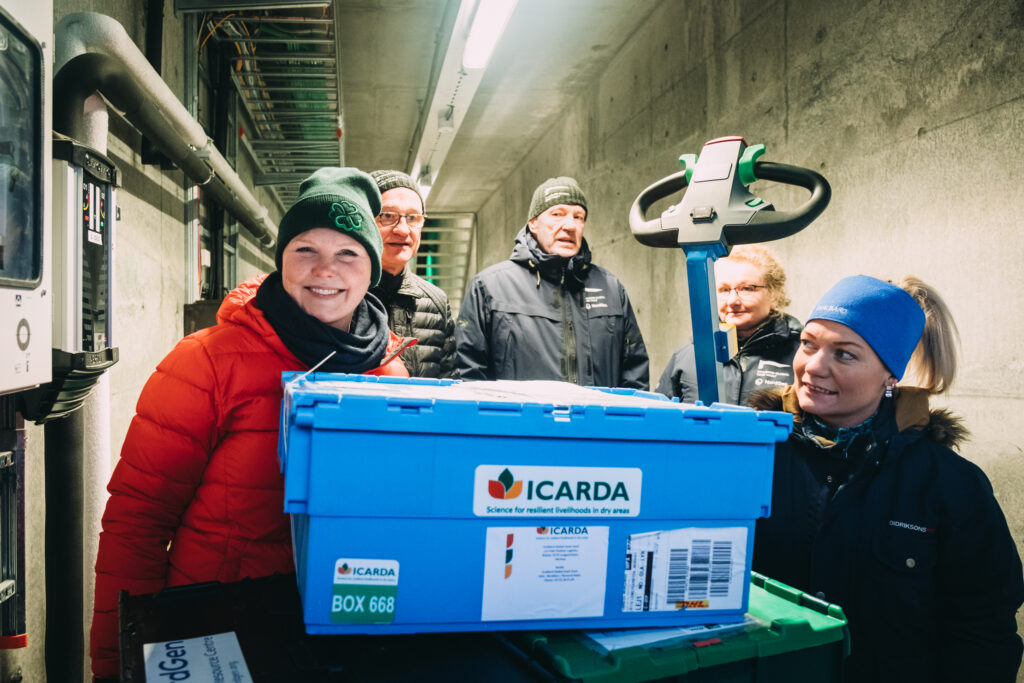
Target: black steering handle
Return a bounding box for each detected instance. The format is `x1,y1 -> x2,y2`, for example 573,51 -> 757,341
628,161 -> 830,248
627,170 -> 690,248
727,161 -> 831,244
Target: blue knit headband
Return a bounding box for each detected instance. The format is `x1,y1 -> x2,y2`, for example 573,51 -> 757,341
807,275 -> 925,379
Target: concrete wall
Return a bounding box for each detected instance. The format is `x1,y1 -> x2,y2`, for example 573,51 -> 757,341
473,0 -> 1024,673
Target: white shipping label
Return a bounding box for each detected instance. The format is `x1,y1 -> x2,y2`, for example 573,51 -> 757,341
473,465 -> 642,517
481,525 -> 609,621
143,631 -> 252,682
622,527 -> 747,612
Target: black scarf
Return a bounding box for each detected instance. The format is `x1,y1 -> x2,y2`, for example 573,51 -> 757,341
510,226 -> 592,292
255,271 -> 389,374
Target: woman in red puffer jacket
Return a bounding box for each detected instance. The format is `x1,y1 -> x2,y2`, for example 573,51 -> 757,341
90,168 -> 412,680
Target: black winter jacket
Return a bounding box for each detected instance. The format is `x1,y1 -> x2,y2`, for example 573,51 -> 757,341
750,386 -> 1024,683
371,266 -> 456,378
455,227 -> 649,389
656,313 -> 801,405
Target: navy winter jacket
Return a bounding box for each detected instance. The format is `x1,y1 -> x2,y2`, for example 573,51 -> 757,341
750,386 -> 1024,682
456,227 -> 649,389
657,312 -> 801,405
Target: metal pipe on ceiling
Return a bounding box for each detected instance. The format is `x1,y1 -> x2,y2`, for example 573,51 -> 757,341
226,16 -> 332,24
54,12 -> 276,247
242,54 -> 336,62
219,35 -> 335,43
235,85 -> 336,92
245,71 -> 336,78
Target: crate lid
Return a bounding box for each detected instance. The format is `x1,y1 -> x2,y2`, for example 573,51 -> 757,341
508,573 -> 848,682
282,373 -> 792,444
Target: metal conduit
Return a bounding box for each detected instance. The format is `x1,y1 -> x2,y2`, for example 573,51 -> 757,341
54,12 -> 276,248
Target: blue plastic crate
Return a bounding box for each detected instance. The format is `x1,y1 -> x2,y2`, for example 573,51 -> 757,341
279,373 -> 791,636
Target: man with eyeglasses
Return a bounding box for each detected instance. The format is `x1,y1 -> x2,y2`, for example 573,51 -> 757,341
456,176 -> 649,388
369,170 -> 455,378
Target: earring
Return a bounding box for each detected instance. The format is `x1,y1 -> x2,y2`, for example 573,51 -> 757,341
884,380 -> 896,399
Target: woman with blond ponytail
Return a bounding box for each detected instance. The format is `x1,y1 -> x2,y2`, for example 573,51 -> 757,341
750,274 -> 1023,682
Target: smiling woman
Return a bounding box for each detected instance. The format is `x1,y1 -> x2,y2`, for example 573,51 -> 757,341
750,274 -> 1024,681
89,168 -> 412,680
657,244 -> 801,405
281,228 -> 373,333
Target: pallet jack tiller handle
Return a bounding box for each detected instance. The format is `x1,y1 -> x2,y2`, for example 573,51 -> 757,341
627,137 -> 831,407
628,160 -> 831,248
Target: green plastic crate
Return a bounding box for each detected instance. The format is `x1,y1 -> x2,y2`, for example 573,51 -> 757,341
507,573 -> 850,682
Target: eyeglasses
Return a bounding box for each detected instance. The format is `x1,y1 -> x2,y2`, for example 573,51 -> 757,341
717,284 -> 768,300
377,211 -> 426,229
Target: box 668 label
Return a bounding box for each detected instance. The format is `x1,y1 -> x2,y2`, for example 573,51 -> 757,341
332,558 -> 399,624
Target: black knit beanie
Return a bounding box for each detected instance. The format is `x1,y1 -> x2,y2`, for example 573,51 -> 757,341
370,169 -> 424,210
528,176 -> 587,221
275,167 -> 384,286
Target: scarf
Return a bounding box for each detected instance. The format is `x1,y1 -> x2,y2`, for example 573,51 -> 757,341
510,226 -> 592,292
255,271 -> 389,374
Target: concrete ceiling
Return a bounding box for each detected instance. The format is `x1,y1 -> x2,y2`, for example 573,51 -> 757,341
336,0 -> 660,214
216,0 -> 659,301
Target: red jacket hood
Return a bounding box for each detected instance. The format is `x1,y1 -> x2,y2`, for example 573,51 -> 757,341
217,273 -> 268,325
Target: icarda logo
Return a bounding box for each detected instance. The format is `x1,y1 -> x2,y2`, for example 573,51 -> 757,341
489,468 -> 523,500
475,464 -> 641,517
337,563 -> 352,575
538,526 -> 588,536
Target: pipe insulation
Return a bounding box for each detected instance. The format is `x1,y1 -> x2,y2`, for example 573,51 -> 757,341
54,12 -> 276,248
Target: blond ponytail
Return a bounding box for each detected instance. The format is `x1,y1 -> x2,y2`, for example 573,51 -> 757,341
897,276 -> 959,394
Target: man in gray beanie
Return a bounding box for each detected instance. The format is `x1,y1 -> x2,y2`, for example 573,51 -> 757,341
456,176 -> 649,388
368,170 -> 456,378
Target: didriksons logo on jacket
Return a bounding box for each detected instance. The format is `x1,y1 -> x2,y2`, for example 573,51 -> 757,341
474,465 -> 642,517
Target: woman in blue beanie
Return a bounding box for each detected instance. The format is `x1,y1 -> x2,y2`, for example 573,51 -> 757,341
751,275 -> 1023,682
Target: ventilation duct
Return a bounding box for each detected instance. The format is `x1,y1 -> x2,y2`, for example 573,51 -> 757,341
54,12 -> 276,248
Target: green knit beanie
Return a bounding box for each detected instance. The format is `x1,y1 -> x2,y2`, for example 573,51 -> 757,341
528,176 -> 587,221
370,169 -> 424,210
275,167 -> 384,287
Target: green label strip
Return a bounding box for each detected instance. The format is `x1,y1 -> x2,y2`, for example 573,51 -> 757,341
330,584 -> 398,624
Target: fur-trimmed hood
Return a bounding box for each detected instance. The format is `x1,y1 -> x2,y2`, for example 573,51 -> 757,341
749,385 -> 969,449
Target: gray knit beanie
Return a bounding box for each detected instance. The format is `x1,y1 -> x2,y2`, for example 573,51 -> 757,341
528,176 -> 587,221
275,167 -> 384,287
370,169 -> 424,210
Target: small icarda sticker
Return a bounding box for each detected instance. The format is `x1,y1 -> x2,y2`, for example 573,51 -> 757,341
332,558 -> 399,624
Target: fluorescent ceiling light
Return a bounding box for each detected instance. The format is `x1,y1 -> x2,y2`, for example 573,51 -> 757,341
462,0 -> 517,70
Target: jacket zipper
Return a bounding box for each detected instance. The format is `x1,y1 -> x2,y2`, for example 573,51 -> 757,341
560,272 -> 578,384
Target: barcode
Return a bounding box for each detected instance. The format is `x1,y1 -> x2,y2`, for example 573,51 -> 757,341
666,548 -> 689,601
710,541 -> 733,597
688,540 -> 711,600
